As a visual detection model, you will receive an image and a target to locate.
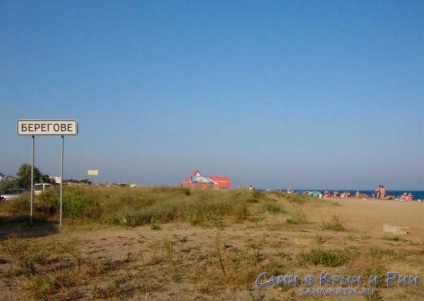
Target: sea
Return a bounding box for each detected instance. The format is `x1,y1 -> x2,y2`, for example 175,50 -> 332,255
259,189 -> 424,201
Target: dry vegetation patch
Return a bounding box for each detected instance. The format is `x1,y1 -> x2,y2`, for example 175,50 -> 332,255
0,187 -> 423,300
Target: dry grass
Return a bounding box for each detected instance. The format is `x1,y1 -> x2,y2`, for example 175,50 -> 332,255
321,215 -> 347,231
0,187 -> 423,301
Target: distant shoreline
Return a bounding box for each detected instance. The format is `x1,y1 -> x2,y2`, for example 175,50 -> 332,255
256,189 -> 424,200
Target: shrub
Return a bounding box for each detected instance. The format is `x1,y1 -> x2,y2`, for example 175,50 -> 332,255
263,202 -> 285,214
3,196 -> 30,216
321,215 -> 346,231
297,249 -> 351,267
369,247 -> 397,259
63,187 -> 102,219
286,210 -> 308,225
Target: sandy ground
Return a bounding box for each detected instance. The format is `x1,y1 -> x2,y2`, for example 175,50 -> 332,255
299,198 -> 424,240
0,196 -> 423,301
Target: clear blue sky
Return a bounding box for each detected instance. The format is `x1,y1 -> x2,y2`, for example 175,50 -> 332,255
1,0 -> 423,190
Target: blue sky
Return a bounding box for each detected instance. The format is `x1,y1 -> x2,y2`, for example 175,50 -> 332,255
1,0 -> 423,190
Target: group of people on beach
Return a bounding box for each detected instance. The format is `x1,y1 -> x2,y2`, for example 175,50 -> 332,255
324,189 -> 342,198
319,185 -> 415,201
372,185 -> 413,201
398,192 -> 414,202
323,190 -> 353,198
374,185 -> 386,199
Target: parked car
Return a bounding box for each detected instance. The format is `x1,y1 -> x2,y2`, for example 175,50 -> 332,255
34,183 -> 53,195
0,188 -> 28,200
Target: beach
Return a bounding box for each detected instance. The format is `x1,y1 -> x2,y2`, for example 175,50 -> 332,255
302,197 -> 424,239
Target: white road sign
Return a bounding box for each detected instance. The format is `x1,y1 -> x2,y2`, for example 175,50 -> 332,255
87,170 -> 99,176
17,120 -> 78,136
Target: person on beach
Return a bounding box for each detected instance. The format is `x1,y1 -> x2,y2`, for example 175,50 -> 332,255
341,191 -> 351,198
375,185 -> 381,199
324,189 -> 331,198
380,185 -> 386,200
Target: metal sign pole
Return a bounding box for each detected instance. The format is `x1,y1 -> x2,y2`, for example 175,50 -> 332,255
60,135 -> 64,226
30,135 -> 34,225
17,119 -> 78,226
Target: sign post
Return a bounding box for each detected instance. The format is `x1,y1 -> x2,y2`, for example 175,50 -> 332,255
60,135 -> 64,226
17,119 -> 78,226
31,136 -> 34,225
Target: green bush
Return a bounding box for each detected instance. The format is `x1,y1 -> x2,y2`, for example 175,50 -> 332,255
62,187 -> 102,218
297,249 -> 351,267
263,202 -> 285,214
